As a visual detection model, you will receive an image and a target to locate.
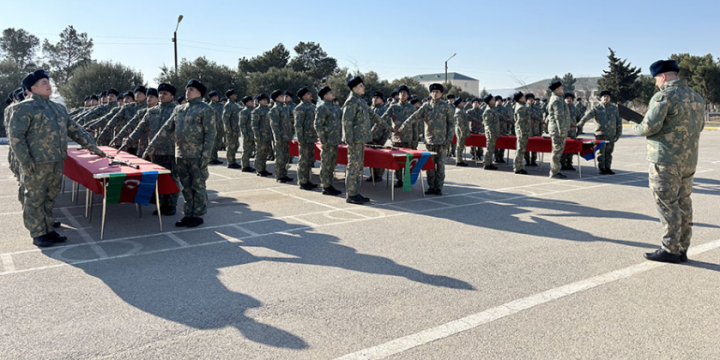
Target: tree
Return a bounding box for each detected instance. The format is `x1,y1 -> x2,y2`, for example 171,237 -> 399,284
632,75 -> 657,113
157,56 -> 247,98
444,83 -> 475,101
238,43 -> 290,74
246,67 -> 314,98
479,88 -> 489,98
59,61 -> 144,108
0,28 -> 40,68
42,26 -> 94,86
597,48 -> 641,104
388,77 -> 429,100
288,42 -> 338,85
670,53 -> 720,105
561,73 -> 576,94
324,68 -> 353,102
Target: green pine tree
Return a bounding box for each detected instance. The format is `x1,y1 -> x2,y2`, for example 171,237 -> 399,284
597,48 -> 641,104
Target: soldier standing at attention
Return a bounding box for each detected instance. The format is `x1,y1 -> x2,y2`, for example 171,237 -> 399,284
561,93 -> 580,171
397,83 -> 455,196
143,79 -> 216,228
454,98 -> 470,167
575,97 -> 587,134
314,86 -> 343,196
251,93 -> 273,177
546,80 -> 571,179
382,85 -> 416,188
294,86 -> 319,190
467,98 -> 484,162
238,96 -> 256,173
269,90 -> 294,183
9,69 -> 106,247
513,92 -> 530,175
577,90 -> 622,174
368,91 -> 390,182
222,89 -> 242,169
208,91 -> 225,165
482,94 -> 500,171
342,77 -> 395,204
525,94 -> 542,167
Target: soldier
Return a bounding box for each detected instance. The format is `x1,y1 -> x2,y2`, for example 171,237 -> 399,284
513,92 -> 530,175
448,94 -> 457,156
176,96 -> 186,105
390,91 -> 399,105
546,80 -> 571,179
98,86 -> 148,148
143,79 -> 216,228
220,97 -> 228,105
9,69 -> 106,247
494,96 -> 511,163
482,94 -> 500,171
467,98 -> 484,162
112,87 -> 159,156
342,76 -> 394,204
525,93 -> 542,166
575,97 -> 587,134
561,93 -> 580,171
251,93 -> 273,177
120,83 -> 179,215
314,86 -> 343,196
577,90 -> 622,174
397,83 -> 454,195
636,59 -> 705,263
453,98 -> 470,167
222,89 -> 241,169
382,85 -> 416,187
268,90 -> 293,183
294,86 -> 319,190
207,91 -> 225,165
368,91 -> 391,182
76,88 -> 119,127
238,96 -> 256,172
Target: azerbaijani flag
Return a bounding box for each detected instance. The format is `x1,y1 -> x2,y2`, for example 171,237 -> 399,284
581,141 -> 606,161
395,152 -> 431,192
106,171 -> 159,205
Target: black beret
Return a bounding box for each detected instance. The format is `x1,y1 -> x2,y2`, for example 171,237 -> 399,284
453,98 -> 464,106
100,90 -> 107,97
207,90 -> 219,98
370,91 -> 383,99
107,88 -> 120,96
255,93 -> 269,102
318,86 -> 332,99
220,97 -> 228,102
391,91 -> 398,97
158,83 -> 177,96
397,85 -> 410,95
283,90 -> 293,98
513,91 -> 524,102
564,93 -> 575,100
525,93 -> 535,100
483,94 -> 494,104
347,76 -> 363,90
650,59 -> 680,77
241,95 -> 253,104
185,79 -> 207,97
90,94 -> 99,101
146,88 -> 159,97
494,95 -> 503,101
296,86 -> 311,99
225,89 -> 236,97
576,97 -> 582,101
176,95 -> 186,103
548,80 -> 562,91
83,95 -> 91,101
117,93 -> 126,99
447,94 -> 456,100
428,83 -> 444,93
134,85 -> 147,94
471,98 -> 479,103
21,69 -> 49,90
598,90 -> 611,98
410,98 -> 420,105
270,89 -> 284,101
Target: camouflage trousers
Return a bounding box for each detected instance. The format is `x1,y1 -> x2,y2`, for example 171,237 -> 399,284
241,137 -> 254,168
345,142 -> 365,197
426,144 -> 447,190
596,135 -> 615,170
484,130 -> 498,167
254,140 -> 272,172
456,136 -> 467,162
176,158 -> 209,218
274,140 -> 290,179
649,162 -> 695,254
549,132 -> 567,177
561,132 -> 577,168
297,142 -> 316,184
21,162 -> 63,238
411,138 -> 419,150
211,125 -> 225,161
514,135 -> 529,172
152,155 -> 180,208
320,143 -> 338,189
225,131 -> 240,164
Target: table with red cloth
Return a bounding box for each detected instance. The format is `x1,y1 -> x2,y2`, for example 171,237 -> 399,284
289,140 -> 435,199
64,146 -> 180,239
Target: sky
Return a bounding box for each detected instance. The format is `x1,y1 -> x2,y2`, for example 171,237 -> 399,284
2,0 -> 718,90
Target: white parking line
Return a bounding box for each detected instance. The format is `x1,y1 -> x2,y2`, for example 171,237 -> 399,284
165,232 -> 189,247
59,207 -> 109,259
0,253 -> 14,272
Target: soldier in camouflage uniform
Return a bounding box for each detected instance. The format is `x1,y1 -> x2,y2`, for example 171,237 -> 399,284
561,93 -> 581,171
76,88 -> 120,127
9,69 -> 106,247
577,90 -> 623,174
98,86 -> 148,149
143,79 -> 216,228
222,89 -> 241,168
636,60 -> 705,263
251,93 -> 273,177
5,88 -> 29,203
342,77 -> 395,204
397,83 -> 455,195
112,88 -> 158,156
208,91 -> 225,165
382,85 -> 416,187
546,80 -> 571,179
513,92 -> 530,174
467,98 -> 484,162
367,91 -> 390,182
238,96 -> 256,172
294,87 -> 319,190
268,90 -> 294,183
494,96 -> 511,163
314,86 -> 343,196
447,95 -> 457,156
482,95 -> 500,171
524,94 -> 542,166
454,98 -> 470,167
575,97 -> 587,134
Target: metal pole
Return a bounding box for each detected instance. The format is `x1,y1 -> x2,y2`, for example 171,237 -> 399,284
173,31 -> 178,74
155,179 -> 162,232
101,179 -> 107,240
445,61 -> 448,84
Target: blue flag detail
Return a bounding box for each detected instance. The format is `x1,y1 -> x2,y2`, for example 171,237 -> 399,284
134,171 -> 158,206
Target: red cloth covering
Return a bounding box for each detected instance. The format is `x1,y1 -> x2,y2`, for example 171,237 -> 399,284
64,146 -> 180,195
289,140 -> 435,171
454,134 -> 603,154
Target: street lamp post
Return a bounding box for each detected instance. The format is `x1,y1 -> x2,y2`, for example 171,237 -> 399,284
445,53 -> 457,84
173,15 -> 184,74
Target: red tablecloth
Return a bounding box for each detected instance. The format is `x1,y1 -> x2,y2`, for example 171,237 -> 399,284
454,134 -> 603,154
64,146 -> 180,195
289,140 -> 435,171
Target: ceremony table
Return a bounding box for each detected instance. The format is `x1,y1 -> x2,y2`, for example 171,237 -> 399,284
63,146 -> 180,239
289,140 -> 435,200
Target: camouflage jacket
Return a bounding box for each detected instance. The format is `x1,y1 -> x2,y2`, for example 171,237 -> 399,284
147,97 -> 216,159
546,93 -> 570,136
85,103 -> 122,130
314,100 -> 343,145
514,102 -> 531,138
114,106 -> 152,147
370,104 -> 391,144
382,100 -> 416,143
77,102 -> 118,126
455,107 -> 470,139
269,102 -> 294,142
100,100 -> 147,143
342,92 -> 393,144
633,79 -> 705,166
9,93 -> 99,171
251,104 -> 272,141
467,106 -> 484,134
222,100 -> 241,134
578,102 -> 622,138
575,102 -> 587,116
398,99 -> 455,146
126,102 -> 177,156
239,106 -> 254,141
210,101 -> 224,122
482,105 -> 500,137
294,100 -> 317,144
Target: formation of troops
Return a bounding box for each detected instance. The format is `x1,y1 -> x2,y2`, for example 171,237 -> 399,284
3,59 -> 708,265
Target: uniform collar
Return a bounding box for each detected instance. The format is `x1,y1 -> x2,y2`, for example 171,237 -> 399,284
663,78 -> 687,90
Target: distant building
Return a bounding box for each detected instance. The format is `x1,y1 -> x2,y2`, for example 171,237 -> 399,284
412,72 -> 480,96
517,77 -> 601,106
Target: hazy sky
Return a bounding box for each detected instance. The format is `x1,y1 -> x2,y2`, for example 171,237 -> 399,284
2,0 -> 718,89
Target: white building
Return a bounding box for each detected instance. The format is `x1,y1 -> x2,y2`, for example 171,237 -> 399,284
412,72 -> 480,96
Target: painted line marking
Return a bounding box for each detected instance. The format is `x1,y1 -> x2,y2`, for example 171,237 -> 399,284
0,253 -> 15,273
165,233 -> 189,247
287,216 -> 318,227
267,188 -> 341,210
208,172 -> 232,179
59,207 -> 109,259
232,225 -> 260,237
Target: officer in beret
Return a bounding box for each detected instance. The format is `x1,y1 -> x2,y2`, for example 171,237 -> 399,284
314,86 -> 343,196
454,98 -> 470,166
222,89 -> 242,168
577,90 -> 622,174
513,92 -> 530,174
144,79 -> 216,228
294,86 -> 319,189
546,80 -> 571,179
635,60 -> 705,263
251,93 -> 273,177
238,95 -> 256,172
9,69 -> 106,247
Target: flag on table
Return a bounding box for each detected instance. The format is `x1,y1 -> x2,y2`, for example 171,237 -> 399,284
105,171 -> 159,205
581,141 -> 605,160
395,152 -> 431,192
